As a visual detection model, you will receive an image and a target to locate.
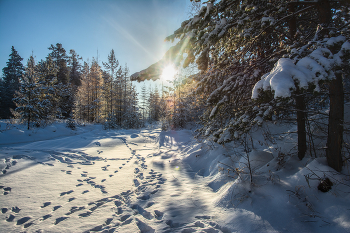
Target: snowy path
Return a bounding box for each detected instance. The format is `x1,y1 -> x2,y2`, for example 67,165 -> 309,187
0,128 -> 230,233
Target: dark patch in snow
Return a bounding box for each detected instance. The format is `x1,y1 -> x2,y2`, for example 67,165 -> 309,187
42,214 -> 52,220
16,216 -> 31,225
53,205 -> 61,211
11,206 -> 20,213
54,216 -> 68,224
6,214 -> 15,222
79,211 -> 92,217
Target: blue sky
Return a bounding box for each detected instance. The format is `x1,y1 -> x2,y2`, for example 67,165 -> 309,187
0,0 -> 189,77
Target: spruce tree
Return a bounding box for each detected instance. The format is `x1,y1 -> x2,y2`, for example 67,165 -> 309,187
14,56 -> 40,130
48,43 -> 73,118
68,49 -> 82,88
1,46 -> 24,119
36,55 -> 59,123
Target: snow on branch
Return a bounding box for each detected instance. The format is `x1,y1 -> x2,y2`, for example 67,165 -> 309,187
252,36 -> 350,99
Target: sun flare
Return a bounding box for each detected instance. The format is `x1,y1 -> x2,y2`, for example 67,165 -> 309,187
161,65 -> 177,82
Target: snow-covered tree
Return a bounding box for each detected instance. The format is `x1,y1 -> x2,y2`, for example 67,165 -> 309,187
48,43 -> 74,118
14,56 -> 40,130
252,2 -> 350,171
68,49 -> 82,88
36,55 -> 59,123
1,46 -> 24,119
131,0 -> 350,171
102,49 -> 119,119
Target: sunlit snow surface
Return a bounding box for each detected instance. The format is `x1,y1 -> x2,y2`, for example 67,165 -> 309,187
0,120 -> 350,232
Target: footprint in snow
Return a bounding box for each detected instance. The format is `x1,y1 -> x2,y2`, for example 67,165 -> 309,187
105,218 -> 113,225
136,218 -> 155,233
116,207 -> 123,215
133,179 -> 140,187
114,200 -> 123,207
154,210 -> 163,220
42,214 -> 52,220
16,216 -> 31,225
54,216 -> 68,225
6,214 -> 15,222
95,142 -> 101,146
53,205 -> 61,211
60,190 -> 74,196
120,214 -> 131,222
12,206 -> 21,213
88,225 -> 103,231
24,221 -> 34,228
79,211 -> 92,217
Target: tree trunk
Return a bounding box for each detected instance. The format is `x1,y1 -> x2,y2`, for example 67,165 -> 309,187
295,92 -> 307,160
326,73 -> 344,172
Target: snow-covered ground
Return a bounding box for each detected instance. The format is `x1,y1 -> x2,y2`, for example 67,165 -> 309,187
0,120 -> 350,233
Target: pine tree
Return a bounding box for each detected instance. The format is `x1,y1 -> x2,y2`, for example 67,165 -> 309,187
75,62 -> 90,122
140,83 -> 148,123
1,46 -> 24,119
103,49 -> 119,120
89,59 -> 103,122
48,43 -> 74,118
68,49 -> 82,88
36,55 -> 59,123
48,43 -> 69,84
14,56 -> 40,130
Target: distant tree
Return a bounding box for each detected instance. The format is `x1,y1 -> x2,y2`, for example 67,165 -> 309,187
14,56 -> 40,130
68,49 -> 82,88
103,49 -> 119,119
1,46 -> 24,119
148,86 -> 161,122
48,43 -> 69,84
140,83 -> 148,122
48,43 -> 74,118
75,62 -> 90,122
36,55 -> 59,123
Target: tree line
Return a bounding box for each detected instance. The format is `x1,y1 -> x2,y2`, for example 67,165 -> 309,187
0,44 -> 143,129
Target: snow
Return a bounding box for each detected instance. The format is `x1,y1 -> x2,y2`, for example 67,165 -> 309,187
252,38 -> 349,99
1,120 -> 350,232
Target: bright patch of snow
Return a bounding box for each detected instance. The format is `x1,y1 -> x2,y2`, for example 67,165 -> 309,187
0,121 -> 349,232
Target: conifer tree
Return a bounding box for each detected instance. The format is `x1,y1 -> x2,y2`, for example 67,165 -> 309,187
103,49 -> 119,119
14,56 -> 40,130
68,49 -> 82,88
36,55 -> 59,123
48,43 -> 74,118
1,46 -> 24,119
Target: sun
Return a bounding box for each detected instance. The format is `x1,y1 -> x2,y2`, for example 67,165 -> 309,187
161,64 -> 177,82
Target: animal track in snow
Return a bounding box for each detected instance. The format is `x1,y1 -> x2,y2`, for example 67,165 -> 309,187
54,216 -> 68,225
60,190 -> 74,196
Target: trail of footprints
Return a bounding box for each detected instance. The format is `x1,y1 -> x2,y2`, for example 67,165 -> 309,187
1,137 -> 228,232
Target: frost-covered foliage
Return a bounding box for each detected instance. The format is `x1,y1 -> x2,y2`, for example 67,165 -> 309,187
133,0 -> 350,147
13,56 -> 41,130
252,36 -> 350,99
0,46 -> 24,119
